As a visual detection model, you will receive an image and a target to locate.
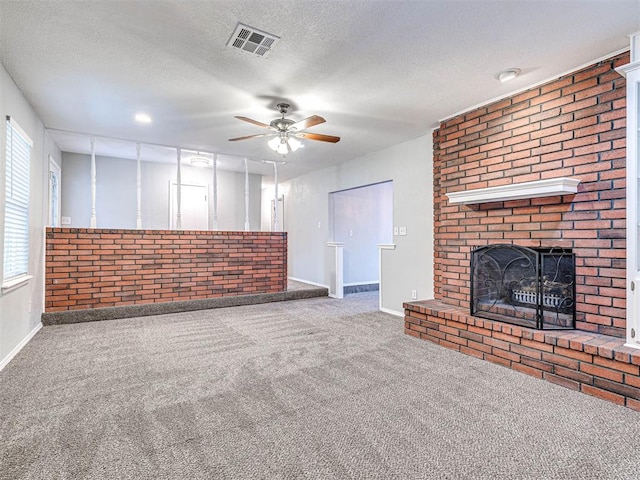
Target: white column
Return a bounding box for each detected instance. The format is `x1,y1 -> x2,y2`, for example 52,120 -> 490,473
632,31 -> 640,62
273,162 -> 279,232
212,153 -> 219,230
90,137 -> 97,228
136,143 -> 142,229
244,157 -> 250,231
377,243 -> 396,312
326,242 -> 344,299
176,148 -> 182,230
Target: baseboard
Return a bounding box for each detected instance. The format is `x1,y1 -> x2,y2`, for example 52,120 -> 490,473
0,322 -> 42,372
380,307 -> 403,317
288,277 -> 329,289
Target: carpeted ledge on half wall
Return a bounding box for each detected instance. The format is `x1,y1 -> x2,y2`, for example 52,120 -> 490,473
41,285 -> 328,326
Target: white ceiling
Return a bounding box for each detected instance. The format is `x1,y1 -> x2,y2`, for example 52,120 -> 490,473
1,1 -> 638,181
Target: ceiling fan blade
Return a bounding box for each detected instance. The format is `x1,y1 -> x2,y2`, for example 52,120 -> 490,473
295,132 -> 341,143
228,133 -> 275,142
290,115 -> 326,131
234,116 -> 273,129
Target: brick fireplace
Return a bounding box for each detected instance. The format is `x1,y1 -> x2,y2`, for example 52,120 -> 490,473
405,51 -> 640,410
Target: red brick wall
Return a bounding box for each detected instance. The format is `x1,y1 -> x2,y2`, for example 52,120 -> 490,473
433,52 -> 628,337
45,228 -> 287,312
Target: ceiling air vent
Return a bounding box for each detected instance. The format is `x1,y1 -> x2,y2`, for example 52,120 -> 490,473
227,23 -> 280,57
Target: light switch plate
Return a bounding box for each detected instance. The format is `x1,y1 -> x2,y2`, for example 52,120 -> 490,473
399,226 -> 407,236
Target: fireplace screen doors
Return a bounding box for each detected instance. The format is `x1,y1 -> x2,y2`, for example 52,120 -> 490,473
471,245 -> 575,330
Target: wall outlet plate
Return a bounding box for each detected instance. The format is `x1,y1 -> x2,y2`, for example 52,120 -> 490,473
399,226 -> 407,236
61,216 -> 71,225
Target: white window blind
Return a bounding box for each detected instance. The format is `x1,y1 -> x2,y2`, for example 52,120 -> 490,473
3,116 -> 32,282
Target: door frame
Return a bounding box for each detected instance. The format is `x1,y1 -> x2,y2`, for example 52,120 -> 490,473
48,155 -> 61,227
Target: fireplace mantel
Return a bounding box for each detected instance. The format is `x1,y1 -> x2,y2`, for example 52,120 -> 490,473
446,177 -> 580,205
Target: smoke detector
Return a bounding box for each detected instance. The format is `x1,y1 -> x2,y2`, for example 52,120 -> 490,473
495,68 -> 521,82
227,23 -> 280,57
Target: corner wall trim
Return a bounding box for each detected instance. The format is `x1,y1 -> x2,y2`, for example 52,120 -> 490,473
0,323 -> 42,372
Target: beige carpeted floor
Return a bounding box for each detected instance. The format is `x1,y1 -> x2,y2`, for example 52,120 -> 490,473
1,292 -> 639,479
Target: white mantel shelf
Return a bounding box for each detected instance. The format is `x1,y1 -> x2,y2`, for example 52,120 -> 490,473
446,177 -> 581,205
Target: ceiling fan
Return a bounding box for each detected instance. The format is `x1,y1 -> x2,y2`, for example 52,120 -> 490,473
229,103 -> 340,155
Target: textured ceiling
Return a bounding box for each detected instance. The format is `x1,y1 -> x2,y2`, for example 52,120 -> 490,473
0,1 -> 638,180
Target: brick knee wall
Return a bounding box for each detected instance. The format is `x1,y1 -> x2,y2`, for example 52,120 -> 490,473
405,300 -> 640,411
45,228 -> 287,312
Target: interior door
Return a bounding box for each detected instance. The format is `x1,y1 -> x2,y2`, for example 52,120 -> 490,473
169,182 -> 209,230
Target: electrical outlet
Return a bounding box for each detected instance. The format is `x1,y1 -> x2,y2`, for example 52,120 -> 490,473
317,221 -> 321,229
399,226 -> 407,236
349,229 -> 353,237
411,290 -> 417,300
61,216 -> 71,225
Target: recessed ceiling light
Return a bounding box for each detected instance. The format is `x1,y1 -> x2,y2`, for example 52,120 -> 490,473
495,68 -> 521,82
135,113 -> 152,124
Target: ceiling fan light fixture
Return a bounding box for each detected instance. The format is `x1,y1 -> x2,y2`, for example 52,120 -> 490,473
276,141 -> 289,155
268,135 -> 301,155
231,102 -> 339,151
288,137 -> 301,152
268,136 -> 281,151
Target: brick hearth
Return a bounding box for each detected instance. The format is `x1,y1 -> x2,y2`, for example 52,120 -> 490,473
405,300 -> 640,410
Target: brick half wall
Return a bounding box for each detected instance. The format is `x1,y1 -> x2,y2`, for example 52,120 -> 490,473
45,228 -> 287,312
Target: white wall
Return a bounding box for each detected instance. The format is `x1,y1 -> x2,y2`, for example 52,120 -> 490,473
61,153 -> 262,231
275,134 -> 433,314
0,63 -> 61,369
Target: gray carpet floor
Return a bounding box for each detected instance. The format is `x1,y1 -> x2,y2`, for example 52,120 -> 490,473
1,292 -> 639,479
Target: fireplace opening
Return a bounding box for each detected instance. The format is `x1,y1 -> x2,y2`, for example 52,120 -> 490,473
471,245 -> 575,330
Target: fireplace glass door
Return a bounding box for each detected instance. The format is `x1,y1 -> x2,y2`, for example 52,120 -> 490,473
471,245 -> 575,330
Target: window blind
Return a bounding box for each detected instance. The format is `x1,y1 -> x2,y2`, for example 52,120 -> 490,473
3,116 -> 32,282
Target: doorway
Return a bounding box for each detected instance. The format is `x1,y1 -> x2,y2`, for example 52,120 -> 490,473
329,181 -> 393,294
